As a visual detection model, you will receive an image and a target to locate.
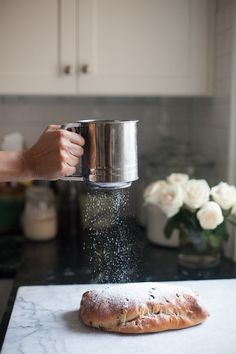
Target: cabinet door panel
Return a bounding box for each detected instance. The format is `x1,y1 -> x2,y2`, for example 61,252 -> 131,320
0,0 -> 76,94
78,0 -> 212,95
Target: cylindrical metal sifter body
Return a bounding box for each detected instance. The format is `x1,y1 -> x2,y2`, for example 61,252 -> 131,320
61,120 -> 138,189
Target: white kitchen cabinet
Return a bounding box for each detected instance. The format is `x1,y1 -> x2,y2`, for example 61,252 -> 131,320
78,0 -> 214,96
0,0 -> 76,94
0,0 -> 213,95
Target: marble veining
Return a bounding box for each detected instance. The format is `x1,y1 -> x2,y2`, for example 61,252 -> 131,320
2,280 -> 236,354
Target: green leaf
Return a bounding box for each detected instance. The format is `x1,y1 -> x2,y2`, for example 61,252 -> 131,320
201,229 -> 211,238
180,208 -> 201,230
208,234 -> 222,249
164,218 -> 178,239
214,222 -> 229,241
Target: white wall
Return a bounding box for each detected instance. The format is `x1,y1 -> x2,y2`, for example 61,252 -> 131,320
191,0 -> 233,183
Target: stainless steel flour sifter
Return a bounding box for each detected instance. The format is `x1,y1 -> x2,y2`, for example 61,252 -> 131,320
61,120 -> 138,189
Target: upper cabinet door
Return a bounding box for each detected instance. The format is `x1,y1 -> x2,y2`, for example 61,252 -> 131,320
0,0 -> 76,94
78,0 -> 213,96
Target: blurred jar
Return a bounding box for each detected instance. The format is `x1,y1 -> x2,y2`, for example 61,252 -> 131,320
22,186 -> 57,241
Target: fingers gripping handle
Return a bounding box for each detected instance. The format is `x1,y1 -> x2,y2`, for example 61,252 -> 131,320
60,123 -> 84,181
61,122 -> 82,134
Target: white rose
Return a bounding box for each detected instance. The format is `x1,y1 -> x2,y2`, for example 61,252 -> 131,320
184,179 -> 210,210
197,201 -> 224,230
156,183 -> 184,218
167,173 -> 189,187
211,182 -> 236,210
143,180 -> 168,206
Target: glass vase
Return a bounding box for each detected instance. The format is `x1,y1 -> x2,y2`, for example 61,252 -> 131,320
177,223 -> 222,268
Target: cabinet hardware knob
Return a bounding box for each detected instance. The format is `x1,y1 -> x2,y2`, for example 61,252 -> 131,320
64,65 -> 72,75
81,64 -> 91,74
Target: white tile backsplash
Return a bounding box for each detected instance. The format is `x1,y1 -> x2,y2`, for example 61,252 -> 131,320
0,97 -> 192,156
216,0 -> 233,32
212,100 -> 230,129
216,29 -> 232,56
215,78 -> 231,97
216,55 -> 231,80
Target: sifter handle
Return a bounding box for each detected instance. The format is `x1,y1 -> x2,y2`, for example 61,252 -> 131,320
61,122 -> 82,134
60,122 -> 84,181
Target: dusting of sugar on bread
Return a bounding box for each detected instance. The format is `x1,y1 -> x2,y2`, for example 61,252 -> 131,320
84,283 -> 194,307
79,282 -> 209,334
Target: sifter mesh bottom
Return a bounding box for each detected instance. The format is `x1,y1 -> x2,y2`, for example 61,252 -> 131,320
86,182 -> 132,190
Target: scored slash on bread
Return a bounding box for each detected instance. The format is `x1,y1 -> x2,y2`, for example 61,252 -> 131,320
79,283 -> 209,334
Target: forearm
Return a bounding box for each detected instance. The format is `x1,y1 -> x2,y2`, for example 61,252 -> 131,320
0,151 -> 31,182
0,125 -> 84,182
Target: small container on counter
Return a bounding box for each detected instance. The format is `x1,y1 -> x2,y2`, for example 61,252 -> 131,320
22,186 -> 57,241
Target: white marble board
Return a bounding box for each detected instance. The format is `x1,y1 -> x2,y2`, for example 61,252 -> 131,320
2,279 -> 236,354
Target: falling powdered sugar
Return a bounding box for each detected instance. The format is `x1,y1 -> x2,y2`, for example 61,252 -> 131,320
83,188 -> 139,283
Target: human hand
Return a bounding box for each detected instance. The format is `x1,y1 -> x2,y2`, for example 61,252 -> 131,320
22,125 -> 85,180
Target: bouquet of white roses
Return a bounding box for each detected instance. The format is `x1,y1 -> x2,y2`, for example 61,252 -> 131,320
144,173 -> 236,251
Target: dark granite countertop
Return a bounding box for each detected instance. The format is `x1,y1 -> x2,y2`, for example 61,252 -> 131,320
1,220 -> 236,348
1,221 -> 236,285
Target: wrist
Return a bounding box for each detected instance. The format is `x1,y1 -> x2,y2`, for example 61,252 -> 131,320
20,150 -> 35,180
0,150 -> 33,182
